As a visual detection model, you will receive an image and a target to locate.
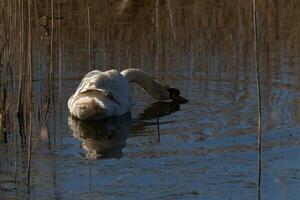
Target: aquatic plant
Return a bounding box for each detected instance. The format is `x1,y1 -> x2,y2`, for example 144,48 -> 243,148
252,0 -> 262,199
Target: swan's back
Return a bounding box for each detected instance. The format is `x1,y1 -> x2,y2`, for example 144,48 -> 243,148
68,69 -> 130,120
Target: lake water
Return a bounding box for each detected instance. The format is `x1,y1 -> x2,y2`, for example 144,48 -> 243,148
1,0 -> 300,199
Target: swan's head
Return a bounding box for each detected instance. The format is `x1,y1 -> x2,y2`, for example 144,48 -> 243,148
166,87 -> 188,103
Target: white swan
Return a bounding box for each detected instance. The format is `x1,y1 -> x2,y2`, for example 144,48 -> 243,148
68,68 -> 187,120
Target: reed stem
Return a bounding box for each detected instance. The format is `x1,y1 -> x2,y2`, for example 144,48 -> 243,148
27,0 -> 33,186
17,0 -> 25,145
166,0 -> 176,41
87,0 -> 91,70
155,0 -> 160,71
58,0 -> 62,99
252,0 -> 262,199
156,102 -> 160,143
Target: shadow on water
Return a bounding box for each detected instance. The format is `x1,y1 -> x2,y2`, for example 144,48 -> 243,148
68,101 -> 180,159
138,101 -> 180,120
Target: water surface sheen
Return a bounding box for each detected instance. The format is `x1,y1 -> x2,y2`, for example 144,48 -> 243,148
1,1 -> 300,199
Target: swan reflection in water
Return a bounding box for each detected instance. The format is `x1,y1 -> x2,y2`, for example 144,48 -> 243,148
68,101 -> 180,159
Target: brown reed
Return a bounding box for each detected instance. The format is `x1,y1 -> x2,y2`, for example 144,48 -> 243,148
87,0 -> 91,70
26,0 -> 33,186
17,0 -> 26,145
58,0 -> 62,99
252,0 -> 262,199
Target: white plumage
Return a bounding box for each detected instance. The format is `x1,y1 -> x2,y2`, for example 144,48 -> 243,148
68,68 -> 187,120
68,69 -> 130,120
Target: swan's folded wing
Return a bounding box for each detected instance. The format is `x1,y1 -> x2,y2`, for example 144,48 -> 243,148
94,70 -> 130,107
74,70 -> 102,95
71,69 -> 130,114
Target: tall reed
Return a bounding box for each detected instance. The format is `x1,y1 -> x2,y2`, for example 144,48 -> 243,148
156,102 -> 161,143
17,0 -> 26,145
155,0 -> 160,70
87,0 -> 91,70
166,0 -> 176,41
58,0 -> 62,99
252,0 -> 262,199
43,0 -> 55,126
0,1 -> 7,143
26,0 -> 33,186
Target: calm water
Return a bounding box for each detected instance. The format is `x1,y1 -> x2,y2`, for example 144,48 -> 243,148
1,0 -> 300,199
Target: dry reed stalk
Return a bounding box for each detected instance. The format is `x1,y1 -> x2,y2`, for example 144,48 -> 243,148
26,0 -> 33,186
155,0 -> 160,71
50,0 -> 54,87
7,0 -> 14,107
0,12 -> 10,60
58,0 -> 62,99
1,0 -> 8,144
13,0 -> 19,153
58,0 -> 63,135
156,102 -> 160,143
252,0 -> 262,199
87,0 -> 91,70
45,0 -> 55,148
0,4 -> 7,142
0,2 -> 12,142
43,0 -> 55,126
17,0 -> 25,145
0,61 -> 7,143
34,0 -> 43,119
166,0 -> 176,41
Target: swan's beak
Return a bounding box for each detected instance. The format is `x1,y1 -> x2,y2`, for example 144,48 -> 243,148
172,94 -> 188,103
167,88 -> 188,104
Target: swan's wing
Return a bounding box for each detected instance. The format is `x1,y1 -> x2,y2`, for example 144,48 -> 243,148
69,70 -> 105,109
74,70 -> 101,94
73,69 -> 130,106
94,70 -> 130,106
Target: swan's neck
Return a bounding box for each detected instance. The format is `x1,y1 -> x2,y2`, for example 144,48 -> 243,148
121,68 -> 169,100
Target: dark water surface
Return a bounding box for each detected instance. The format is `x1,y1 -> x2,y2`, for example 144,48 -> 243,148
1,0 -> 300,199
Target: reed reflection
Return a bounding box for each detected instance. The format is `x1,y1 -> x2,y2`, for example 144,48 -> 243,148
68,101 -> 180,159
138,101 -> 180,120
